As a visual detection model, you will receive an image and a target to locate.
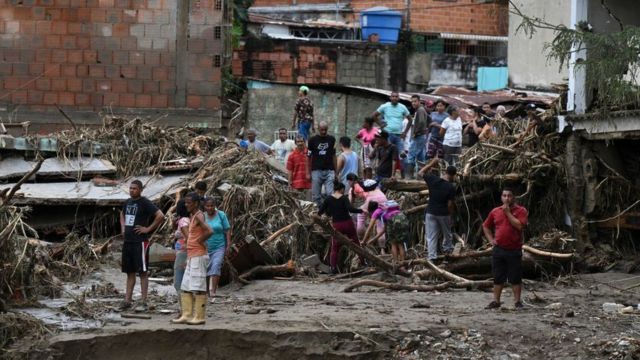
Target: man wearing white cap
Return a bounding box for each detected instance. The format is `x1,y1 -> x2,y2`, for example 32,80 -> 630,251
291,85 -> 315,141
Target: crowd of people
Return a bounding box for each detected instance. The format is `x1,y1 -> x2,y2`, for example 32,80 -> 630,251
118,86 -> 532,324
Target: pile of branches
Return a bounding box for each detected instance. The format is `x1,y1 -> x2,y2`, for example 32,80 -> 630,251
0,312 -> 52,359
313,215 -> 575,293
458,110 -> 567,236
48,233 -> 103,282
0,204 -> 45,303
0,202 -> 103,304
189,150 -> 322,263
50,116 -> 220,177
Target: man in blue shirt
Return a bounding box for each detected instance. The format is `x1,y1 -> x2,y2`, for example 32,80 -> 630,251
372,92 -> 410,176
246,128 -> 272,155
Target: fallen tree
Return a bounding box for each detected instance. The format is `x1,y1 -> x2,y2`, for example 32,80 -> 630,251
239,260 -> 296,283
312,215 -> 409,276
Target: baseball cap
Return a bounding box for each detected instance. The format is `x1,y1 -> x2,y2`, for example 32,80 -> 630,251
299,85 -> 310,93
362,179 -> 379,192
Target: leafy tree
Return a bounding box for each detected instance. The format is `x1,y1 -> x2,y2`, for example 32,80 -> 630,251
510,0 -> 640,111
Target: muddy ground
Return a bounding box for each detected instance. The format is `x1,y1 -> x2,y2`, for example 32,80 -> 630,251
11,258 -> 640,360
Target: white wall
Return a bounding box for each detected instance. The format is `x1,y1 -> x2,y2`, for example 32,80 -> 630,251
508,0 -> 571,89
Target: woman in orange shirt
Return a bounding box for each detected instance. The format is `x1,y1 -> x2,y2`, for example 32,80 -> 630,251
172,192 -> 212,325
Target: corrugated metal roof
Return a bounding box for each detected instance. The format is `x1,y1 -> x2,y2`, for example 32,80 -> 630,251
249,14 -> 355,29
249,3 -> 351,13
247,79 -> 559,111
0,157 -> 116,180
1,174 -> 187,206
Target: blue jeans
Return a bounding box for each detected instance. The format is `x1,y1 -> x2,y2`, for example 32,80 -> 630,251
407,134 -> 427,170
425,213 -> 454,260
388,133 -> 405,172
311,170 -> 335,207
298,121 -> 311,141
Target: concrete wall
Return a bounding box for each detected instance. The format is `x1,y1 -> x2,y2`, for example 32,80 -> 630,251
588,0 -> 640,32
508,0 -> 571,90
406,52 -> 431,92
587,0 -> 640,85
0,0 -> 225,131
246,80 -> 384,143
430,54 -> 506,88
337,49 -> 386,89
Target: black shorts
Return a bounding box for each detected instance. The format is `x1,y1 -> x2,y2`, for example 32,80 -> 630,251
492,246 -> 522,285
122,241 -> 150,274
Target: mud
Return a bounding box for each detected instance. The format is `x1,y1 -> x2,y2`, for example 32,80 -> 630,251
31,269 -> 640,360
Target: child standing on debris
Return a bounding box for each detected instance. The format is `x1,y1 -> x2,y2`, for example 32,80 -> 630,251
204,197 -> 231,303
356,180 -> 387,255
173,200 -> 190,295
368,200 -> 409,269
355,117 -> 379,169
318,180 -> 364,273
173,193 -> 213,325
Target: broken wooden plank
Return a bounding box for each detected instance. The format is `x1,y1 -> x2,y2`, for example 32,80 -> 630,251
260,224 -> 295,247
121,313 -> 152,320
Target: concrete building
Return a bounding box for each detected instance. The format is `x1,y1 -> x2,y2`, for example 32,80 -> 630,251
0,1 -> 230,132
509,0 -> 640,244
508,0 -> 571,90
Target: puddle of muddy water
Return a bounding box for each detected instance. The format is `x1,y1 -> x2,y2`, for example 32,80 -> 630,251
20,306 -> 103,331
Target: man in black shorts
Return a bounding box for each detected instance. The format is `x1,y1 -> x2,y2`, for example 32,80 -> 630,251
120,179 -> 164,311
482,188 -> 529,309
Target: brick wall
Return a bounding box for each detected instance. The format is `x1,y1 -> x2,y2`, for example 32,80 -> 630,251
0,0 -> 224,115
232,43 -> 338,84
233,40 -> 407,90
401,0 -> 508,36
251,0 -> 508,36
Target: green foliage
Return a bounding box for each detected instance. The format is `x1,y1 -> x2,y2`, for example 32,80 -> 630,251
512,2 -> 640,111
232,0 -> 253,48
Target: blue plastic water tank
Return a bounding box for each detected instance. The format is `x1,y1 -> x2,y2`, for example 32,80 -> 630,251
360,6 -> 402,45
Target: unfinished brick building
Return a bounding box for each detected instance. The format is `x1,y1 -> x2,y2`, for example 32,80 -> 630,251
0,0 -> 229,132
233,0 -> 509,89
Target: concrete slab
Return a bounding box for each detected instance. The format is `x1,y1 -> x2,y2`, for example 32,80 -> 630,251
0,157 -> 116,180
0,174 -> 187,206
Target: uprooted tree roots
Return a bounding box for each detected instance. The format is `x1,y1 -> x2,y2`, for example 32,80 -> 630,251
0,312 -> 52,359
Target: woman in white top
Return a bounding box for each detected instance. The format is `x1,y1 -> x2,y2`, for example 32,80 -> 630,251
439,106 -> 463,166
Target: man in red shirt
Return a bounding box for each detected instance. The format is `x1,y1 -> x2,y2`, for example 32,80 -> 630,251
287,135 -> 312,197
482,188 -> 528,310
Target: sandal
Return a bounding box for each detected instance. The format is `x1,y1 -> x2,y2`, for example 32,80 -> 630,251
514,301 -> 524,310
209,294 -> 217,304
485,301 -> 501,309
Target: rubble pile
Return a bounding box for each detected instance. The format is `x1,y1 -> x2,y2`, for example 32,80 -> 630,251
194,149 -> 323,264
51,116 -> 219,177
394,329 -> 490,359
0,312 -> 51,359
458,110 -> 567,237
